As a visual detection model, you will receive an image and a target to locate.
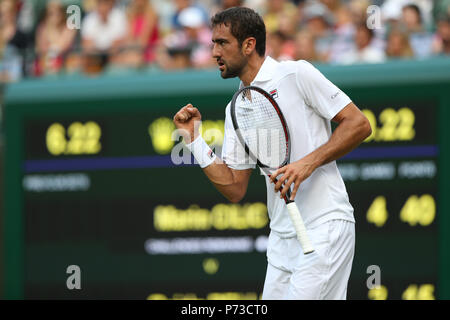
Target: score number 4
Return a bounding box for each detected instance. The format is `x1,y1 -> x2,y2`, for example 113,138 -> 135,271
368,284 -> 435,300
366,194 -> 436,227
362,107 -> 415,142
46,122 -> 102,156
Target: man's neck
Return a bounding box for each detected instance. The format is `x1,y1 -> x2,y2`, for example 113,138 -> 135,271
239,55 -> 266,86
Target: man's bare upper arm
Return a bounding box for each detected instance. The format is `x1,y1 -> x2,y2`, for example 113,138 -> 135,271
331,102 -> 365,124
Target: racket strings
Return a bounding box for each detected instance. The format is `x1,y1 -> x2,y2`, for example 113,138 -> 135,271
235,90 -> 287,168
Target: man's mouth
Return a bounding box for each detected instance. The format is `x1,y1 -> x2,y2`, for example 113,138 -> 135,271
218,61 -> 225,71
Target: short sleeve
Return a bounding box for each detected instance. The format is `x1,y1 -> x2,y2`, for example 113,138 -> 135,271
295,60 -> 352,120
221,104 -> 256,170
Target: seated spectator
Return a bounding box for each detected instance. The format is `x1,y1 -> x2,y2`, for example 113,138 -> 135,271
401,3 -> 425,33
34,0 -> 77,76
0,0 -> 27,82
114,0 -> 159,68
327,3 -> 357,64
210,0 -> 244,16
263,0 -> 298,37
432,14 -> 450,55
167,47 -> 193,70
154,44 -> 191,71
386,28 -> 414,59
401,3 -> 434,58
303,1 -> 335,62
319,0 -> 342,17
336,23 -> 386,65
381,0 -> 409,27
293,29 -> 319,62
159,6 -> 213,70
347,0 -> 370,25
171,0 -> 208,31
81,0 -> 127,74
266,31 -> 294,61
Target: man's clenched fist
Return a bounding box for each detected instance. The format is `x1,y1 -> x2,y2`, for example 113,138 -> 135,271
173,104 -> 202,143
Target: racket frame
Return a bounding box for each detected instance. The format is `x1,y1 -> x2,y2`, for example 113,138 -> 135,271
230,86 -> 293,202
230,85 -> 315,254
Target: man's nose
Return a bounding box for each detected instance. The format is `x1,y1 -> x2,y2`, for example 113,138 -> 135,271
212,44 -> 221,59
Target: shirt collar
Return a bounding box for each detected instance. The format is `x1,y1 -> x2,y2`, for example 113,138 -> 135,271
239,56 -> 279,88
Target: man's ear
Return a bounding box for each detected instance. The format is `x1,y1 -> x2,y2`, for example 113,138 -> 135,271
242,37 -> 256,55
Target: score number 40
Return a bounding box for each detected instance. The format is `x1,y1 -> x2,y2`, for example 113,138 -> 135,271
46,122 -> 102,156
366,194 -> 435,227
362,107 -> 415,142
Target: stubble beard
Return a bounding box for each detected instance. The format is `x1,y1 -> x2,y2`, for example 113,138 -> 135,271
220,55 -> 248,79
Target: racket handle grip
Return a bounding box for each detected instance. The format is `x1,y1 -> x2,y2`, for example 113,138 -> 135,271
286,202 -> 315,254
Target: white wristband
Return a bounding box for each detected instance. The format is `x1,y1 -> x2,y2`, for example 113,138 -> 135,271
185,136 -> 217,168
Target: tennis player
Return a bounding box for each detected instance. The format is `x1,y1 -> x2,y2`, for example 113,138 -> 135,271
173,7 -> 371,300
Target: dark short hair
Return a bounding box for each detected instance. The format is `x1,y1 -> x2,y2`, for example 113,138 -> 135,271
211,7 -> 266,57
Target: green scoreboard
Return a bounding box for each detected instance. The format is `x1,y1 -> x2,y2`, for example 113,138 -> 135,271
3,58 -> 450,299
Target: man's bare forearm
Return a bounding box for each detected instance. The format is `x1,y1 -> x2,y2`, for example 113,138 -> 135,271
202,159 -> 252,203
302,112 -> 371,171
172,104 -> 251,202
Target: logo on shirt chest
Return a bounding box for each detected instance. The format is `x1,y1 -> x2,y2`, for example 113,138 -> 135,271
269,89 -> 278,99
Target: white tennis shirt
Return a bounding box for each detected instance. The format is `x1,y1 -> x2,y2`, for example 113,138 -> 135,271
221,56 -> 355,237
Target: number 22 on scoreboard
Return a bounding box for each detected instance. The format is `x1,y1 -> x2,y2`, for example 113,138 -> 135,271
362,107 -> 415,142
46,121 -> 102,156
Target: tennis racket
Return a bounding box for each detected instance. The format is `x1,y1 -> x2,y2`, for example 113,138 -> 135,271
230,86 -> 314,254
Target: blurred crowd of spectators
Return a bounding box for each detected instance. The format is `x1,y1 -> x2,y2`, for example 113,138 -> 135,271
0,0 -> 449,82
